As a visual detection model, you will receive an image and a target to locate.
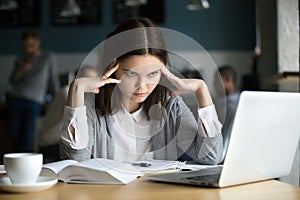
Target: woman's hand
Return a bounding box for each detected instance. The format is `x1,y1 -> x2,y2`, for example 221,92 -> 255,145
161,66 -> 213,107
67,64 -> 121,107
74,64 -> 120,94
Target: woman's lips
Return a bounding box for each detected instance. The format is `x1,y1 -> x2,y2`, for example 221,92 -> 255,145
133,92 -> 147,97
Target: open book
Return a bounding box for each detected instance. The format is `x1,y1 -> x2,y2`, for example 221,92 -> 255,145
40,158 -> 144,184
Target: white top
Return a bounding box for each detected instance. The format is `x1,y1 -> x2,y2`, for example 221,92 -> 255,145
61,104 -> 220,162
111,106 -> 153,162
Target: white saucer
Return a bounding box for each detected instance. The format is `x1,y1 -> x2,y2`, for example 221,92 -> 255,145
0,176 -> 58,193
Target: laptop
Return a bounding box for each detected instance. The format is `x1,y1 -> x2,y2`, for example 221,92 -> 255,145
147,91 -> 300,188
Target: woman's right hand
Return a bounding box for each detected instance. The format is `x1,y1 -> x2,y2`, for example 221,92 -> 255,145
67,64 -> 121,107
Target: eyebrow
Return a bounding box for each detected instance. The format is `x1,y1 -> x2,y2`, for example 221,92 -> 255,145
148,69 -> 160,74
122,68 -> 160,75
122,68 -> 132,71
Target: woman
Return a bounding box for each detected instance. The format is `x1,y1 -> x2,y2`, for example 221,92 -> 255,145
60,18 -> 223,164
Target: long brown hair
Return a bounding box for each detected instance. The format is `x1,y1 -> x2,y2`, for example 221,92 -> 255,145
96,17 -> 168,118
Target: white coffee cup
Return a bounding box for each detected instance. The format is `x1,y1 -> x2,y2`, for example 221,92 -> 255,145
3,153 -> 43,185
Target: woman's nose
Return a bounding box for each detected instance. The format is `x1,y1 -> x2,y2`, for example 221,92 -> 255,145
134,77 -> 148,88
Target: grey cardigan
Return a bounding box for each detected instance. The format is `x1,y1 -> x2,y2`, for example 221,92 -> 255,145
60,95 -> 223,165
8,52 -> 60,104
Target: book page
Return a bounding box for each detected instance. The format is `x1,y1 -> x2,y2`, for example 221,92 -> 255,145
42,160 -> 78,176
59,167 -> 121,184
59,159 -> 143,184
77,158 -> 143,174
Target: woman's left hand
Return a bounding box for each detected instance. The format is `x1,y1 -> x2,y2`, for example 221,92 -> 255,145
161,66 -> 213,107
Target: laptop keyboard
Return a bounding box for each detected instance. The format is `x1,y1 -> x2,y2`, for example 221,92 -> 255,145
185,173 -> 220,182
183,166 -> 222,183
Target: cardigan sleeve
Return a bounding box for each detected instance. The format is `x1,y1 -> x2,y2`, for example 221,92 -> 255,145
174,97 -> 223,165
59,105 -> 94,162
198,105 -> 223,137
60,106 -> 89,149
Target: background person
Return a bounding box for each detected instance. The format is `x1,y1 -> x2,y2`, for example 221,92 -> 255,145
216,65 -> 240,162
6,31 -> 60,152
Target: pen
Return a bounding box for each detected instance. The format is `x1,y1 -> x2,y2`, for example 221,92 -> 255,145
180,168 -> 192,171
132,162 -> 152,167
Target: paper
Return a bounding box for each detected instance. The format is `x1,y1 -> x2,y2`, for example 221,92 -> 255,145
126,160 -> 218,173
128,159 -> 185,173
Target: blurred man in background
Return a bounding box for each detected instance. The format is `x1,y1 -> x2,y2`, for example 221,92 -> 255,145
6,31 -> 60,152
215,65 -> 240,162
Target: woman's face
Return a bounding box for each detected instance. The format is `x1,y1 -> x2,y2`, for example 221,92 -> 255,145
115,54 -> 164,106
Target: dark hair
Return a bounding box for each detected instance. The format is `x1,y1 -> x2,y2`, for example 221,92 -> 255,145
218,65 -> 237,84
96,17 -> 168,118
21,31 -> 40,41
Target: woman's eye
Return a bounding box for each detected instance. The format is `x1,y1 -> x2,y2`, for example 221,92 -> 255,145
125,71 -> 137,77
148,71 -> 159,77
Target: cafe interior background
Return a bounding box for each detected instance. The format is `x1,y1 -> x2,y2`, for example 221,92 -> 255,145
0,0 -> 299,186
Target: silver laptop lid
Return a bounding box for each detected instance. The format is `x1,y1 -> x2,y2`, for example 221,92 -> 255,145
219,91 -> 300,187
